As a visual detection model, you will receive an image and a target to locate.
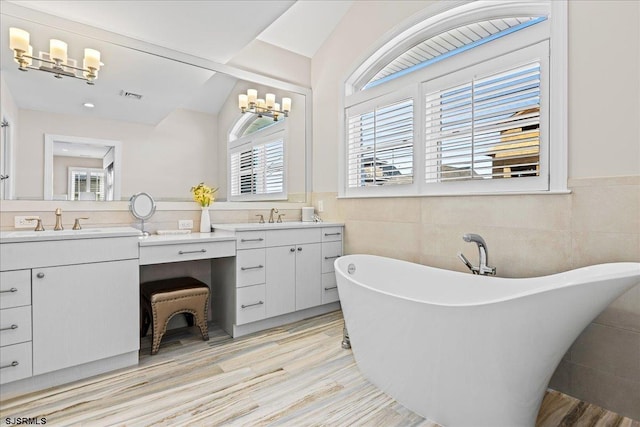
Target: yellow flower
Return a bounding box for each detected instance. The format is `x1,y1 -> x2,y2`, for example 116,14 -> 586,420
190,182 -> 218,207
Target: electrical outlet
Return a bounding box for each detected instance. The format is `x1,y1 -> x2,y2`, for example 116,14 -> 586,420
15,216 -> 39,229
178,219 -> 193,230
317,200 -> 324,213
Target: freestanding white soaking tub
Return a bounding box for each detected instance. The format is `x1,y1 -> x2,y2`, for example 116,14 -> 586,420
335,255 -> 640,427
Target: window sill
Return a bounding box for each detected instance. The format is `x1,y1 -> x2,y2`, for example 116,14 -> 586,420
337,190 -> 571,199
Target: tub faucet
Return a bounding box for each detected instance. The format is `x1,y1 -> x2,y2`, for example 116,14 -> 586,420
458,233 -> 496,276
54,208 -> 64,231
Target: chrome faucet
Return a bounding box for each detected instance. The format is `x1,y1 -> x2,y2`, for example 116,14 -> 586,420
54,208 -> 64,231
458,233 -> 496,276
268,208 -> 278,223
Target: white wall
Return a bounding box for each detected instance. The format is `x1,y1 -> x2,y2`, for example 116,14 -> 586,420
567,0 -> 640,178
14,108 -> 217,201
228,39 -> 311,88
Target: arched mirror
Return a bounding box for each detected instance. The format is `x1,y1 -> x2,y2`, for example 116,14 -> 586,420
129,192 -> 156,235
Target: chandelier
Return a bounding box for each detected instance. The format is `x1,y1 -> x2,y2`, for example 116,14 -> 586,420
9,27 -> 102,85
238,89 -> 291,121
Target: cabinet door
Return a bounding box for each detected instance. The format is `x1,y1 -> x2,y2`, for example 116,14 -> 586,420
295,243 -> 321,310
265,246 -> 296,317
32,259 -> 139,375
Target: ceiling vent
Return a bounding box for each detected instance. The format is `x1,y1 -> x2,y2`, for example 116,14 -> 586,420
120,90 -> 143,100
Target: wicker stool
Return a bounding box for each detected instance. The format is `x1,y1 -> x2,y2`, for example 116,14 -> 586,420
140,277 -> 210,355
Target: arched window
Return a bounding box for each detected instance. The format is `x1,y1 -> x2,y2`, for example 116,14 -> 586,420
341,0 -> 567,197
228,115 -> 287,201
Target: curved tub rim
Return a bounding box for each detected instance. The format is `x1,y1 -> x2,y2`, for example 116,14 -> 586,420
335,254 -> 640,308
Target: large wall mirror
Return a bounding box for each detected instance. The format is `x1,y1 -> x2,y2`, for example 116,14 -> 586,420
0,4 -> 310,204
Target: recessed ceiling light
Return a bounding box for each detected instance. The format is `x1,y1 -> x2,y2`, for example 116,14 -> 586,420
83,102 -> 95,108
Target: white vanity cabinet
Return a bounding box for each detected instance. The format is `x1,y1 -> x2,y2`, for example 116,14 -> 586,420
265,236 -> 322,315
31,259 -> 139,375
213,222 -> 343,338
0,228 -> 141,390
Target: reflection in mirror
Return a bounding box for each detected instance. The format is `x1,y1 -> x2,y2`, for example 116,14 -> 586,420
0,8 -> 309,203
44,134 -> 121,201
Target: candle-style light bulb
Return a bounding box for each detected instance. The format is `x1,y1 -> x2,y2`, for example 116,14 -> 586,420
247,89 -> 257,105
9,28 -> 30,53
84,48 -> 101,71
238,94 -> 248,110
49,39 -> 68,64
282,97 -> 292,113
265,93 -> 275,109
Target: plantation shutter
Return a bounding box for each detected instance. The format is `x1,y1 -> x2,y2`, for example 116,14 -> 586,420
230,134 -> 285,197
424,61 -> 541,183
346,98 -> 414,188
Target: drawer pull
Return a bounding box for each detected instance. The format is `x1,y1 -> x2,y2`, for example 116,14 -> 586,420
178,249 -> 207,255
0,287 -> 18,294
324,232 -> 341,236
324,286 -> 338,291
324,255 -> 341,260
0,324 -> 18,331
241,301 -> 264,309
240,265 -> 264,271
0,361 -> 19,369
36,272 -> 45,278
241,238 -> 264,242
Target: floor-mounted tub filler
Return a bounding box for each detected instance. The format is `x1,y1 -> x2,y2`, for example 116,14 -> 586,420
334,255 -> 640,427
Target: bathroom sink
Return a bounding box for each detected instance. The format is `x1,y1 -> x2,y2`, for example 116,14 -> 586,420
0,227 -> 142,243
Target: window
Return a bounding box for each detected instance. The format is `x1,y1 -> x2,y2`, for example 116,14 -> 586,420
347,97 -> 414,188
228,120 -> 286,201
68,167 -> 106,201
341,0 -> 566,197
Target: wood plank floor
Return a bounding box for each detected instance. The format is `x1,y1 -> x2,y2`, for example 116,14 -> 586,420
1,310 -> 638,427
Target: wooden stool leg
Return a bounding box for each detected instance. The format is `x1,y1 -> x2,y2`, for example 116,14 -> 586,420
140,298 -> 151,338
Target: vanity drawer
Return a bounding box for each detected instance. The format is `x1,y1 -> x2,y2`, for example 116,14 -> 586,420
322,273 -> 339,304
139,240 -> 235,265
322,227 -> 343,242
266,228 -> 321,247
236,284 -> 266,325
236,231 -> 266,250
0,270 -> 31,309
236,249 -> 266,288
1,237 -> 139,270
0,306 -> 32,347
0,342 -> 32,385
322,241 -> 343,273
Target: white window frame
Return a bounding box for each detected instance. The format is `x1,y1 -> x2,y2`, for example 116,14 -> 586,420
228,119 -> 288,201
339,0 -> 567,198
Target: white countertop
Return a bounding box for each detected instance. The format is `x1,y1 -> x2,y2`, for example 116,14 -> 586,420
211,221 -> 344,232
138,230 -> 237,247
0,226 -> 142,243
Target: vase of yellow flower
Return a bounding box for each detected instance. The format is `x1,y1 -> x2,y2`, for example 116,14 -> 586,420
190,182 -> 218,233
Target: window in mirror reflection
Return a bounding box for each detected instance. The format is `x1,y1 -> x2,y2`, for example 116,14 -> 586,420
229,117 -> 287,201
69,168 -> 105,201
